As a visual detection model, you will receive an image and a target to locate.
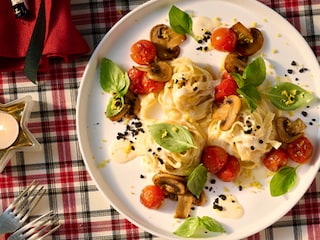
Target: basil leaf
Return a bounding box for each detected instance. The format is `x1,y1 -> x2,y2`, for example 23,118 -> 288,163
187,164 -> 207,198
169,5 -> 193,35
270,166 -> 298,197
106,94 -> 124,118
268,82 -> 314,111
200,216 -> 225,233
174,216 -> 225,237
100,58 -> 130,96
242,57 -> 266,86
231,72 -> 244,88
148,123 -> 196,152
174,217 -> 200,237
237,85 -> 261,112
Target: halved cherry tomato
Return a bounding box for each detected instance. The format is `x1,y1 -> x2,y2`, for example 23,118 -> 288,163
140,185 -> 165,209
214,72 -> 238,103
202,145 -> 228,173
130,39 -> 156,65
128,67 -> 165,94
263,148 -> 289,172
286,136 -> 313,164
210,27 -> 237,52
216,155 -> 240,182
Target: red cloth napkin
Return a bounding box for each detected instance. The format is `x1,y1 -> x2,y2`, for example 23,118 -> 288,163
0,0 -> 90,72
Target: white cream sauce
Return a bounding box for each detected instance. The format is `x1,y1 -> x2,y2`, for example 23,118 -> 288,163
192,16 -> 221,39
213,194 -> 244,218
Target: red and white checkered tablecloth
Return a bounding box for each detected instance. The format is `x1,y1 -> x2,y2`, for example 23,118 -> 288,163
0,0 -> 319,239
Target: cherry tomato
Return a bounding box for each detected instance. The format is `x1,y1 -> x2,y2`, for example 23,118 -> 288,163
216,155 -> 240,182
214,72 -> 238,103
140,185 -> 165,209
130,39 -> 156,65
210,27 -> 237,52
263,148 -> 289,172
286,136 -> 313,164
128,67 -> 165,94
202,145 -> 228,173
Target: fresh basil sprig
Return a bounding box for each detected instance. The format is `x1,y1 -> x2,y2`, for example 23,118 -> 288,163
232,57 -> 266,112
270,165 -> 298,197
169,5 -> 193,36
148,123 -> 196,153
187,164 -> 207,198
100,58 -> 130,96
174,216 -> 225,237
100,58 -> 130,117
267,82 -> 314,110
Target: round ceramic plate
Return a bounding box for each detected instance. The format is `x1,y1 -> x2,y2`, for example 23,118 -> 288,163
76,0 -> 320,239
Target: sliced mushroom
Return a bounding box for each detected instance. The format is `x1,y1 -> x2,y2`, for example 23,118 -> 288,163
174,191 -> 194,219
236,28 -> 264,56
108,90 -> 140,122
150,24 -> 186,60
224,52 -> 248,74
152,172 -> 186,195
231,22 -> 253,44
136,61 -> 172,82
276,117 -> 306,143
192,190 -> 206,206
212,95 -> 242,131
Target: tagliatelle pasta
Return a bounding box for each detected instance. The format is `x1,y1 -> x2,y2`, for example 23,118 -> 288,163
110,57 -> 282,176
207,98 -> 282,169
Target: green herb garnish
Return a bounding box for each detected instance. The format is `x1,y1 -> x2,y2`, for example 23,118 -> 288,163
148,123 -> 196,153
100,58 -> 130,117
174,216 -> 225,237
232,57 -> 266,112
187,164 -> 207,198
267,82 -> 314,110
106,94 -> 124,117
169,5 -> 193,36
270,165 -> 298,196
100,58 -> 130,96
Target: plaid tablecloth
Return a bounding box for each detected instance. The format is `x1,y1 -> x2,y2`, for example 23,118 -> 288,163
0,0 -> 319,239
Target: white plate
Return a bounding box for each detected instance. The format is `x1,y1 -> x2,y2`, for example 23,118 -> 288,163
76,0 -> 320,239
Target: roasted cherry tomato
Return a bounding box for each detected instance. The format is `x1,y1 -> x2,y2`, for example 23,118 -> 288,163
216,155 -> 240,182
140,185 -> 165,209
286,136 -> 313,164
202,145 -> 228,173
128,67 -> 165,94
210,27 -> 237,52
214,72 -> 238,103
263,148 -> 289,172
130,39 -> 156,65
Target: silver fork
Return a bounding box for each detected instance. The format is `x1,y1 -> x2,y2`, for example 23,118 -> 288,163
8,210 -> 60,240
0,180 -> 46,234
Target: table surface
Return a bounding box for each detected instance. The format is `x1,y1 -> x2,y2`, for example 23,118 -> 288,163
0,0 -> 319,239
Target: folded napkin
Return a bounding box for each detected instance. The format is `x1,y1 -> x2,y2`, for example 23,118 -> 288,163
0,0 -> 90,75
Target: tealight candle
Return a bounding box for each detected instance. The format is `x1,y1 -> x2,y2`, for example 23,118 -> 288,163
0,111 -> 20,149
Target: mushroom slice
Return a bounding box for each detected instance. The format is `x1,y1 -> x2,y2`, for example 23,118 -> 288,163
231,22 -> 253,44
236,28 -> 264,56
224,52 -> 248,74
108,90 -> 140,122
152,172 -> 186,195
276,117 -> 306,143
192,190 -> 206,206
212,95 -> 241,131
150,24 -> 186,60
174,191 -> 194,219
136,61 -> 172,82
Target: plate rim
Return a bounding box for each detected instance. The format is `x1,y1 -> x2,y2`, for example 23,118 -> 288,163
76,0 -> 320,239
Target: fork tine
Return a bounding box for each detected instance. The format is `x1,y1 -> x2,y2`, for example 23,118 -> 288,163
12,181 -> 46,223
9,180 -> 37,208
8,211 -> 60,240
16,186 -> 46,223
